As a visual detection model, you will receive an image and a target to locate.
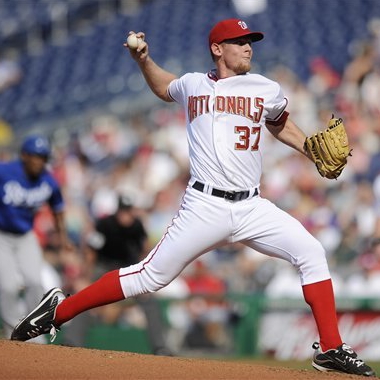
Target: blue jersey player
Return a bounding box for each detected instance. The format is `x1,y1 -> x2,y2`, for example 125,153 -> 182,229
0,135 -> 70,341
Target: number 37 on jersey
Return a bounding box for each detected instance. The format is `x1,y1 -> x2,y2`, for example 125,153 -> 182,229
188,95 -> 264,152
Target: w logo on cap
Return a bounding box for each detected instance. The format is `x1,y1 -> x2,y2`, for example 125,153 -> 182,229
238,21 -> 248,30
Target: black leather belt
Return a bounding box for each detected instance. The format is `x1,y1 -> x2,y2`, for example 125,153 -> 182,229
192,181 -> 258,201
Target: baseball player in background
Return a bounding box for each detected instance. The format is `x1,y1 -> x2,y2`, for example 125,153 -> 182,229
11,19 -> 375,377
0,135 -> 71,340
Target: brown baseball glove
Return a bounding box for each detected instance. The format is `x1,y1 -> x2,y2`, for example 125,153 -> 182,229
304,115 -> 352,179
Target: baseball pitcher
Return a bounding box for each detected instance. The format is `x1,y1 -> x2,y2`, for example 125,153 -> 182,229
11,19 -> 374,377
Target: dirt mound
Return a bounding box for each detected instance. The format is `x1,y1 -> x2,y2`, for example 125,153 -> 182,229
0,339 -> 356,379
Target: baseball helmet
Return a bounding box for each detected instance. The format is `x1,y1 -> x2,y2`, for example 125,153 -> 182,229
21,135 -> 51,157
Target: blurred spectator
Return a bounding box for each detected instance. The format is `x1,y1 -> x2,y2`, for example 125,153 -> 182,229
0,53 -> 22,92
345,238 -> 380,297
307,56 -> 341,106
360,63 -> 380,117
337,41 -> 376,116
232,0 -> 268,16
63,193 -> 172,355
0,119 -> 13,147
331,220 -> 364,278
155,276 -> 191,353
368,18 -> 380,62
182,260 -> 232,350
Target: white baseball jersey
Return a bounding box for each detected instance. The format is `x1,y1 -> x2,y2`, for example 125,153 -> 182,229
168,70 -> 288,189
119,70 -> 330,297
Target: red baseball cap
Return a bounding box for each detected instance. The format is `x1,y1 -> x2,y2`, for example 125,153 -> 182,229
209,19 -> 264,48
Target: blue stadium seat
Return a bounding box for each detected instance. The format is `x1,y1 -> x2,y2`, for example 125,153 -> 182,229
0,0 -> 380,132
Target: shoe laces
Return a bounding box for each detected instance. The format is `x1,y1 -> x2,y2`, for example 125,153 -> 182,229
49,325 -> 60,343
337,344 -> 364,368
340,343 -> 357,358
346,356 -> 365,368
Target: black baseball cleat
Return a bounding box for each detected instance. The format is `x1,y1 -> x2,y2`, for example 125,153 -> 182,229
312,342 -> 376,377
11,288 -> 65,342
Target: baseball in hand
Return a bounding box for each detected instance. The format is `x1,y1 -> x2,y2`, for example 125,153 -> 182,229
126,34 -> 141,49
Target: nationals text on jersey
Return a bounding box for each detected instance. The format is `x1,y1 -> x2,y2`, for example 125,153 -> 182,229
188,95 -> 264,123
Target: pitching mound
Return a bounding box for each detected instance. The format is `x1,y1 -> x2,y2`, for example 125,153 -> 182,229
0,339 -> 358,379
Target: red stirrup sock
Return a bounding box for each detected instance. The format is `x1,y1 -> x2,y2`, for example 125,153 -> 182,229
302,279 -> 342,352
54,270 -> 125,326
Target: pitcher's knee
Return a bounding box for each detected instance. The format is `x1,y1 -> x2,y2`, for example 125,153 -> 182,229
297,246 -> 331,284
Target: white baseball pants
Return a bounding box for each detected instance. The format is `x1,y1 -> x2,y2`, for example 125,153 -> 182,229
119,184 -> 330,297
0,230 -> 45,340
